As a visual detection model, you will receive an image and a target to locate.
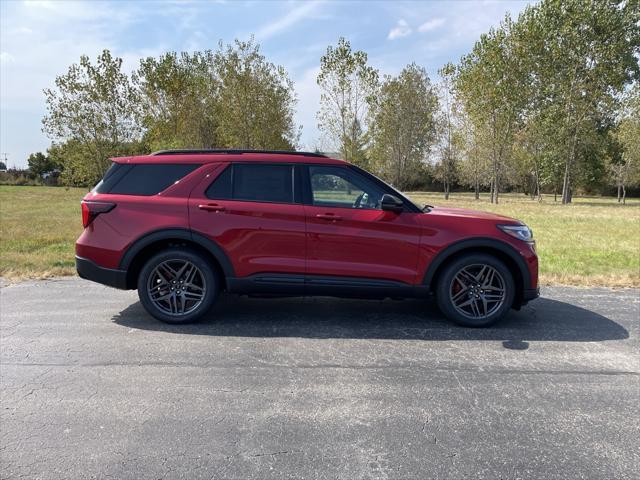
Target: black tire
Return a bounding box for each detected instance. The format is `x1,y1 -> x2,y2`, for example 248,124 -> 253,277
137,248 -> 219,324
435,253 -> 515,327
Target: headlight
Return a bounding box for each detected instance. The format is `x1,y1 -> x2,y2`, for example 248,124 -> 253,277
497,224 -> 533,242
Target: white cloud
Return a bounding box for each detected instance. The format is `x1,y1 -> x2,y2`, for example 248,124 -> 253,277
418,18 -> 445,33
23,0 -> 56,10
388,19 -> 412,40
0,52 -> 16,64
255,1 -> 324,41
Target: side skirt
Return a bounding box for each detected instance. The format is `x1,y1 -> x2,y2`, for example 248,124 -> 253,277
226,274 -> 430,300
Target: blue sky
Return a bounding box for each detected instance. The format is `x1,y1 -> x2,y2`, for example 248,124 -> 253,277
0,0 -> 531,168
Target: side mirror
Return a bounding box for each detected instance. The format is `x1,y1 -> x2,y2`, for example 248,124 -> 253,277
381,194 -> 404,213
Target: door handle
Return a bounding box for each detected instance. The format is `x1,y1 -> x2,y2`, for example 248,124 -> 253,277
316,213 -> 342,221
198,203 -> 226,213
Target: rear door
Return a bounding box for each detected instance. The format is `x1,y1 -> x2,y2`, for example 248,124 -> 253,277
189,162 -> 306,278
303,165 -> 423,285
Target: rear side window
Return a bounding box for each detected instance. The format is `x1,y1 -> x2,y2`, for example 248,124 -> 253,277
97,164 -> 200,196
206,164 -> 294,203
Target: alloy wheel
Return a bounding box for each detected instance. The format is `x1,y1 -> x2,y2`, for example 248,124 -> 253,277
147,259 -> 206,316
449,263 -> 506,320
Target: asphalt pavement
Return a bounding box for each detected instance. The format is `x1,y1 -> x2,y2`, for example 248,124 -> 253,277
1,277 -> 638,479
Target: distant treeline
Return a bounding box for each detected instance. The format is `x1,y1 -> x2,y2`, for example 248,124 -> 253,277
23,0 -> 639,203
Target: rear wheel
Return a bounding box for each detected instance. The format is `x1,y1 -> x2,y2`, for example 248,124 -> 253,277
435,253 -> 514,327
137,248 -> 218,324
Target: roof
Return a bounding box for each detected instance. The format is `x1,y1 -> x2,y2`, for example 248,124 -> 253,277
111,149 -> 346,165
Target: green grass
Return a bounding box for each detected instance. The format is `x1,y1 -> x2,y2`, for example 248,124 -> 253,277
0,186 -> 86,280
0,185 -> 638,286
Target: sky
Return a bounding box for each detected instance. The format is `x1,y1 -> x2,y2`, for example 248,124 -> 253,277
0,0 -> 531,168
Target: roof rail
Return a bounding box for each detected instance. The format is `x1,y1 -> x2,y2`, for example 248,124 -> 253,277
150,149 -> 327,158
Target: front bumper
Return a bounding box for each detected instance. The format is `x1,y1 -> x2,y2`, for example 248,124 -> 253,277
519,287 -> 540,307
76,256 -> 128,289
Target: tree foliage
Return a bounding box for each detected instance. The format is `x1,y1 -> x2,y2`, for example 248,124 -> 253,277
214,39 -> 299,149
432,63 -> 461,199
27,152 -> 60,178
317,37 -> 379,165
134,51 -> 218,151
43,50 -> 142,185
610,83 -> 640,203
455,16 -> 530,203
43,41 -> 300,186
450,0 -> 639,203
368,63 -> 438,189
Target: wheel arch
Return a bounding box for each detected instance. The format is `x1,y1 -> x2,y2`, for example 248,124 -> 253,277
423,238 -> 531,306
119,228 -> 234,290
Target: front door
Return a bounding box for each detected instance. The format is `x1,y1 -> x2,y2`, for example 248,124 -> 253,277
304,165 -> 422,285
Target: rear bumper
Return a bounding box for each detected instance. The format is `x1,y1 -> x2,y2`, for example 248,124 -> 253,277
76,256 -> 128,290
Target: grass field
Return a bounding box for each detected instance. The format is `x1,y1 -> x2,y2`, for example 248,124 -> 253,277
1,185 -> 638,286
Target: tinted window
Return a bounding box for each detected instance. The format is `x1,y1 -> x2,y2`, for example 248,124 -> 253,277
93,162 -> 131,193
107,164 -> 200,196
205,165 -> 232,199
234,164 -> 292,203
207,164 -> 294,203
309,166 -> 384,209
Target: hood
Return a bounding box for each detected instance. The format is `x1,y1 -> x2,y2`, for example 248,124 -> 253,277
426,206 -> 521,223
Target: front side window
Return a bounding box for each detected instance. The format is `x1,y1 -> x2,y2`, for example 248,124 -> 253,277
309,166 -> 385,210
206,164 -> 294,204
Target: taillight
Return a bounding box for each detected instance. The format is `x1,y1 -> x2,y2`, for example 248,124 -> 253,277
81,201 -> 116,228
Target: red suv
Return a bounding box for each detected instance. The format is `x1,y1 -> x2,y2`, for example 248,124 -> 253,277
76,150 -> 538,327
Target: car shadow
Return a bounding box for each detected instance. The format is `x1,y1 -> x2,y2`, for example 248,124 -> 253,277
112,294 -> 629,348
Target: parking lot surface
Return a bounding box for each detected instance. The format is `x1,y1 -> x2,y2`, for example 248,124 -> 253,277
1,278 -> 639,479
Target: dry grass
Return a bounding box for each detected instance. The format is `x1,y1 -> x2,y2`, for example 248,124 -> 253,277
1,186 -> 638,287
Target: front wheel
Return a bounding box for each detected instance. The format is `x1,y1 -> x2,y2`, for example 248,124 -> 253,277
435,253 -> 514,327
137,248 -> 219,324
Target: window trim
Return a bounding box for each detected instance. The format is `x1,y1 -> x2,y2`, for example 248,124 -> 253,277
205,162 -> 302,205
349,165 -> 422,213
95,163 -> 200,196
302,164 -> 420,213
305,165 -> 383,211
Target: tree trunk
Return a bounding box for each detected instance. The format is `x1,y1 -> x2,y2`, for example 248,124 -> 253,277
474,177 -> 480,200
617,184 -> 622,203
622,184 -> 626,205
491,177 -> 499,204
561,160 -> 571,204
561,130 -> 577,204
444,178 -> 450,200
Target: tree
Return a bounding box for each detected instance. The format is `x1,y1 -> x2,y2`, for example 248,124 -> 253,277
317,37 -> 379,165
610,83 -> 640,203
520,0 -> 640,203
368,63 -> 438,189
454,16 -> 529,204
456,113 -> 490,200
27,152 -> 60,177
42,50 -> 143,185
134,51 -> 219,151
0,161 -> 6,171
214,39 -> 299,149
434,63 -> 459,199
